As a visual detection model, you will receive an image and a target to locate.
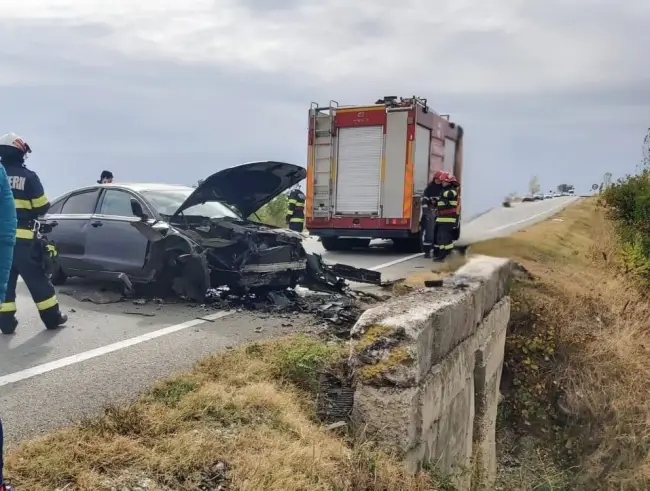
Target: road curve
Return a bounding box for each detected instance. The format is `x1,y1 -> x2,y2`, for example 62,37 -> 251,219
0,196 -> 578,443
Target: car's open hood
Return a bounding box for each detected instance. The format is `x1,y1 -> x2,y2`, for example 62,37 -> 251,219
171,161 -> 307,219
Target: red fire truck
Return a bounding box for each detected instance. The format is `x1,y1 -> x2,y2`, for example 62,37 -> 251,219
305,96 -> 464,252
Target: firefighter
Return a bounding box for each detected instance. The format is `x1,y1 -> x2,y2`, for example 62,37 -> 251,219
0,133 -> 67,335
286,186 -> 306,232
97,170 -> 113,184
421,170 -> 448,258
432,171 -> 460,261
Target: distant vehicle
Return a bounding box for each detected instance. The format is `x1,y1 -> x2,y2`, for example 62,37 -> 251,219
552,192 -> 560,198
568,189 -> 575,195
522,195 -> 535,202
544,193 -> 552,199
534,193 -> 544,201
561,191 -> 569,196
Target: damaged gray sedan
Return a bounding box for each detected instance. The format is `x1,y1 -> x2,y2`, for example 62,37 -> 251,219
42,161 -> 380,300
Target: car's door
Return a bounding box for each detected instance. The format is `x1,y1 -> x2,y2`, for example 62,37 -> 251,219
83,188 -> 151,276
44,188 -> 101,274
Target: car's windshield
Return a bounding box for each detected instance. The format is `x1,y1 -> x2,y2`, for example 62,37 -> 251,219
140,188 -> 240,220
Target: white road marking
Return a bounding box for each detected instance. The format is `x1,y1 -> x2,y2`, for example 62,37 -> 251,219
485,199 -> 577,233
369,252 -> 424,270
0,311 -> 234,387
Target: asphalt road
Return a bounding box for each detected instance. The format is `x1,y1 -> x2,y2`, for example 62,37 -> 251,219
0,196 -> 578,443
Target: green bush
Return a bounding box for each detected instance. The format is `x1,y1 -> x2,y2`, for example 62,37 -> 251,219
248,192 -> 289,227
602,169 -> 650,283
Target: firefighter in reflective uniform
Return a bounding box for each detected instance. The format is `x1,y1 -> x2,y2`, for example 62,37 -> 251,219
286,186 -> 306,232
422,170 -> 448,258
432,172 -> 459,261
0,133 -> 67,335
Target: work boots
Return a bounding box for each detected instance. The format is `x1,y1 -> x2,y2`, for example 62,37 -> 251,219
0,318 -> 18,335
0,312 -> 67,334
45,313 -> 68,330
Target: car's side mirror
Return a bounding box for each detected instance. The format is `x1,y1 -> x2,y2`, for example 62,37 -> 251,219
130,199 -> 148,220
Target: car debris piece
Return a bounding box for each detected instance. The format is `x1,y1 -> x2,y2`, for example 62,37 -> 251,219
123,311 -> 156,317
424,279 -> 444,288
329,263 -> 381,285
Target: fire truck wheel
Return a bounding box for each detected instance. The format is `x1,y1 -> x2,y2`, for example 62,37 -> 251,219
321,237 -> 370,251
393,237 -> 422,253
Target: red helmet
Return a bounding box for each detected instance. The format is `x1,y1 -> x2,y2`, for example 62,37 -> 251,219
445,174 -> 458,184
432,170 -> 447,182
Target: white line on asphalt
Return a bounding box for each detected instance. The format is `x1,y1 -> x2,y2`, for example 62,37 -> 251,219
485,199 -> 576,234
0,311 -> 235,387
369,252 -> 424,270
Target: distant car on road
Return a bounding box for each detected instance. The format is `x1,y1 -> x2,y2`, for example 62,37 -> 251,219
522,195 -> 535,202
534,193 -> 544,201
41,161 -> 309,297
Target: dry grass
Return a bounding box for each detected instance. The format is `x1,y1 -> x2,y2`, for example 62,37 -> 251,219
469,199 -> 650,490
6,335 -> 439,491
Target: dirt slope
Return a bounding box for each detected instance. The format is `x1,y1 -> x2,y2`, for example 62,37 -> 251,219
470,199 -> 650,490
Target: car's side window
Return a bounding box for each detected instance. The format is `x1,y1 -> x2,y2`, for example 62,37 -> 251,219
47,199 -> 64,215
60,189 -> 101,215
99,189 -> 138,217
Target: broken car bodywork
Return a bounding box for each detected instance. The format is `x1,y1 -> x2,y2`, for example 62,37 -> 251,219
129,161 -> 381,300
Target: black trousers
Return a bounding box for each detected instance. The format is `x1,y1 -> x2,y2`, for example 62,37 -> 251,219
0,239 -> 62,329
288,221 -> 304,232
421,207 -> 436,253
433,221 -> 456,258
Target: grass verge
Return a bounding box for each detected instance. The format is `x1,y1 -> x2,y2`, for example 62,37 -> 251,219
467,199 -> 650,490
6,335 -> 438,491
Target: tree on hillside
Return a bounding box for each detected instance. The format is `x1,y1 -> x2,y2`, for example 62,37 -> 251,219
556,184 -> 574,193
529,176 -> 541,195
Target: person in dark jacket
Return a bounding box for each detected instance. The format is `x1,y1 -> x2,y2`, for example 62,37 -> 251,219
431,171 -> 459,261
0,133 -> 67,336
285,186 -> 306,232
0,162 -> 17,491
421,170 -> 449,258
97,170 -> 113,184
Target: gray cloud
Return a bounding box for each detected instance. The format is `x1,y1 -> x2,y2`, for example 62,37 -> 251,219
0,0 -> 647,214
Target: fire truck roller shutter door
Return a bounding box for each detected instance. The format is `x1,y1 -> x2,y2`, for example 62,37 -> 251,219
335,126 -> 383,215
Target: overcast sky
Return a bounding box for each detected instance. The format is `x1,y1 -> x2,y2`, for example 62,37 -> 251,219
1,0 -> 648,216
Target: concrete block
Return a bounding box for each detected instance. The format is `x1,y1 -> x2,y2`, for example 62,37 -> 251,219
432,380 -> 475,480
352,384 -> 420,451
349,254 -> 514,485
351,283 -> 481,388
455,255 -> 513,318
420,339 -> 474,435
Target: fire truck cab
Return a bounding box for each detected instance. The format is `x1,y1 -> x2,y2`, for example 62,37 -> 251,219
305,96 -> 464,252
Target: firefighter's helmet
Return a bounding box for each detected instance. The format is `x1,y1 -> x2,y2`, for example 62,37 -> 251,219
0,132 -> 32,160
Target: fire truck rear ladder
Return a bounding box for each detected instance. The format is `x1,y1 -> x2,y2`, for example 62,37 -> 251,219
309,100 -> 338,218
